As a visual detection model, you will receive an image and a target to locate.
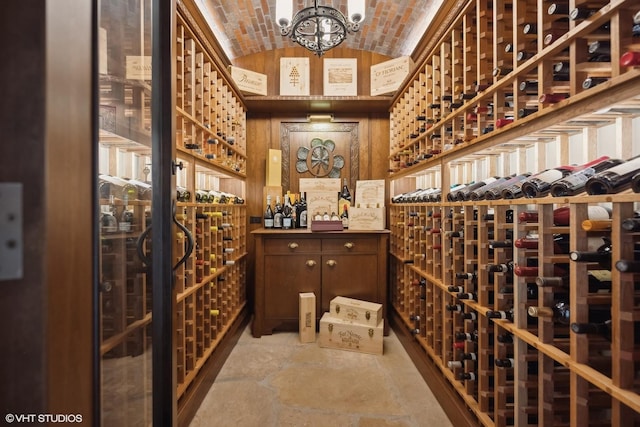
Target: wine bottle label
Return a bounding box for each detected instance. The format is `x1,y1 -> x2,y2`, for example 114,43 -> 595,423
559,167 -> 595,185
589,269 -> 612,282
588,206 -> 611,221
264,219 -> 274,227
606,156 -> 640,175
447,361 -> 463,369
533,169 -> 565,184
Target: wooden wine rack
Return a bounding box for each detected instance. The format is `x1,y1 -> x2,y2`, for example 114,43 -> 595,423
389,0 -> 640,426
175,0 -> 248,401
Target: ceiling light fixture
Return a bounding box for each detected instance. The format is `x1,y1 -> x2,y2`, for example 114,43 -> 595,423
276,0 -> 365,57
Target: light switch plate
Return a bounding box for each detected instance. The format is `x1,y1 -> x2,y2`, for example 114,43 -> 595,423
0,183 -> 23,280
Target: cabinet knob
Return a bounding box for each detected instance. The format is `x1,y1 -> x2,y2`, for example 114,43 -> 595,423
326,259 -> 337,267
306,260 -> 316,267
288,242 -> 299,249
344,242 -> 354,249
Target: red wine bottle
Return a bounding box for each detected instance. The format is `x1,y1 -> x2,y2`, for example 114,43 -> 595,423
621,51 -> 640,67
586,154 -> 640,194
484,173 -> 531,200
521,156 -> 611,198
550,158 -> 624,197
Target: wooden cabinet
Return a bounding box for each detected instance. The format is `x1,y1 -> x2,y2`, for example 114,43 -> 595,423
252,230 -> 389,338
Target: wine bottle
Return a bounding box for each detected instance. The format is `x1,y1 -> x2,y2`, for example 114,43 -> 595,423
456,272 -> 477,280
550,158 -> 624,197
273,195 -> 283,229
484,173 -> 531,200
494,358 -> 515,368
588,40 -> 610,56
586,155 -> 640,194
455,330 -> 479,342
459,352 -> 478,361
487,261 -> 514,273
569,7 -> 597,20
536,270 -> 612,293
486,308 -> 514,321
622,212 -> 640,231
447,360 -> 463,369
569,238 -> 612,270
517,205 -> 610,226
582,76 -> 609,89
621,51 -> 640,67
539,93 -> 568,104
515,233 -> 570,254
282,195 -> 293,229
528,301 -> 571,324
454,177 -> 500,201
496,333 -> 513,343
446,304 -> 464,312
495,118 -> 514,128
448,285 -> 465,293
615,259 -> 640,273
264,195 -> 274,229
547,3 -> 569,15
460,312 -> 477,321
521,156 -> 611,198
457,292 -> 477,301
573,320 -> 640,343
458,372 -> 476,381
100,195 -> 119,233
119,196 -> 134,232
340,178 -> 352,202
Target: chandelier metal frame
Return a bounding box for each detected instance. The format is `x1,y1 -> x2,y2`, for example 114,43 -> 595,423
279,0 -> 362,57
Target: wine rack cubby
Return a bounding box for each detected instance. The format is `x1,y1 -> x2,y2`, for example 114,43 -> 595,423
174,1 -> 248,402
389,0 -> 640,425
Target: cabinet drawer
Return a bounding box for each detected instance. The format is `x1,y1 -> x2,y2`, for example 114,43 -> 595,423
263,238 -> 322,253
322,237 -> 377,253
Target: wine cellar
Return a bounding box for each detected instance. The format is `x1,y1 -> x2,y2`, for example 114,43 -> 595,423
388,0 -> 640,425
5,0 -> 640,425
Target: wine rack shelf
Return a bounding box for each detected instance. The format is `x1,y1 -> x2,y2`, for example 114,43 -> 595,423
389,0 -> 640,177
174,1 -> 248,402
389,0 -> 640,426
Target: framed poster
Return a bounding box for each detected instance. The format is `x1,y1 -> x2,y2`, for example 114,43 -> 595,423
280,57 -> 310,96
323,58 -> 357,96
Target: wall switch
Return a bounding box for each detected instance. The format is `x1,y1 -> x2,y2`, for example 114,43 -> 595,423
0,183 -> 23,281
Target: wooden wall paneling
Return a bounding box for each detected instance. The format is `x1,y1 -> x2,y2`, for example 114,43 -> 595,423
232,47 -> 391,97
46,1 -> 93,420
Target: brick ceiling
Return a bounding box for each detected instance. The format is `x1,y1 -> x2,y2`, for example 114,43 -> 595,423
196,0 -> 443,60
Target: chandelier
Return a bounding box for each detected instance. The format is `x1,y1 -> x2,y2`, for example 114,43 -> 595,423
275,0 -> 366,57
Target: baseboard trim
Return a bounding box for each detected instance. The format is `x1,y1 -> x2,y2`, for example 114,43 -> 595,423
389,310 -> 479,427
177,306 -> 251,427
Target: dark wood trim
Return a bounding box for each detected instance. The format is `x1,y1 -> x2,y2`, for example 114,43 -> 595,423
177,307 -> 251,427
389,310 -> 480,427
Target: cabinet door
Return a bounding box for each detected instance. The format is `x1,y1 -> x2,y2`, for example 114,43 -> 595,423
264,254 -> 321,320
321,254 -> 379,312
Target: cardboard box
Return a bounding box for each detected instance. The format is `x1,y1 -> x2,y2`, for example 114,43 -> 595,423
299,178 -> 341,193
229,65 -> 268,96
329,296 -> 383,327
370,56 -> 414,96
355,179 -> 385,208
319,313 -> 384,355
266,149 -> 282,187
348,207 -> 386,231
299,293 -> 316,343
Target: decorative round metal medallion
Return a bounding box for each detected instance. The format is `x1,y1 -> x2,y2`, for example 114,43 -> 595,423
296,138 -> 345,178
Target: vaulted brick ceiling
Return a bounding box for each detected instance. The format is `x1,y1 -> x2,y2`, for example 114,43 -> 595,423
196,0 -> 443,60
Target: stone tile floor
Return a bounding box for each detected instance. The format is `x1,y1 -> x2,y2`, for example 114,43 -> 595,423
189,325 -> 453,427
